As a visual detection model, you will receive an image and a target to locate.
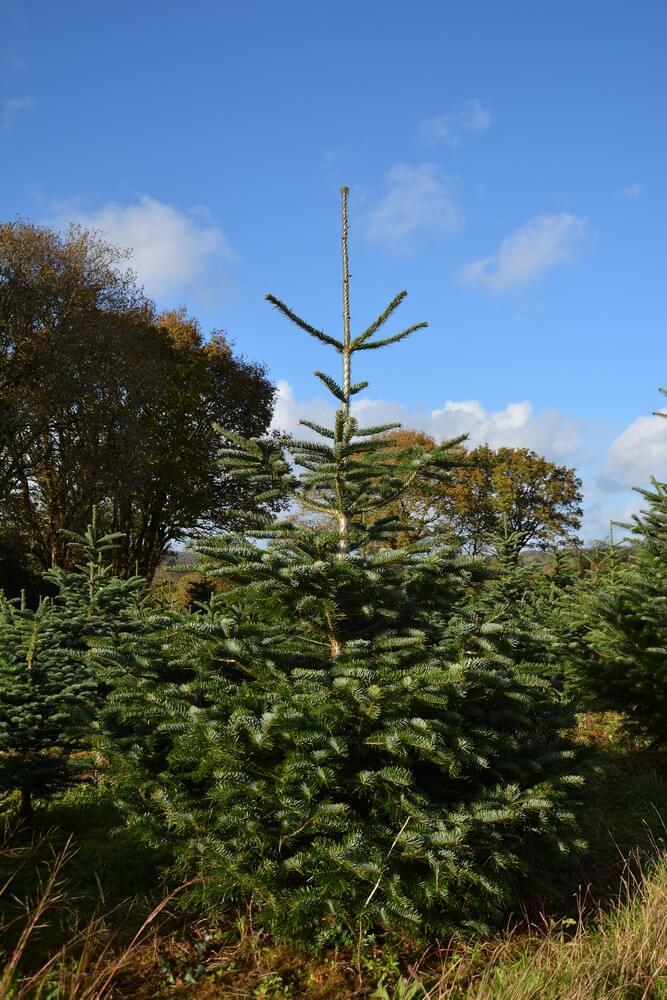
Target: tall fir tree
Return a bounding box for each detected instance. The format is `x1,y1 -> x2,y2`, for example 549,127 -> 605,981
0,512 -> 143,822
101,190 -> 586,943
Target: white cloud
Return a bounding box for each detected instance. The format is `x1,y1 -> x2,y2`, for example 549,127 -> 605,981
2,95 -> 34,127
272,382 -> 667,541
271,381 -> 583,464
63,196 -> 234,297
622,182 -> 642,200
579,484 -> 639,543
270,380 -> 342,438
458,213 -> 587,293
598,410 -> 667,492
428,399 -> 584,461
366,164 -> 462,249
420,99 -> 491,146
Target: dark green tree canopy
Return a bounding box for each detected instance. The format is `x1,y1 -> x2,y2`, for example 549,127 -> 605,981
0,222 -> 276,581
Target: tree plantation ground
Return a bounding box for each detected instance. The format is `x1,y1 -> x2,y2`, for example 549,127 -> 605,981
2,715 -> 667,998
1,193 -> 667,997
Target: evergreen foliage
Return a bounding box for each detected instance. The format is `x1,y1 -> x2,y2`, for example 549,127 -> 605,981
471,526 -> 555,672
472,529 -> 586,689
101,190 -> 586,943
571,473 -> 667,744
0,513 -> 143,822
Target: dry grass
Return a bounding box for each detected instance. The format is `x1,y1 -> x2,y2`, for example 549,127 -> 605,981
2,713 -> 667,998
0,837 -> 196,999
406,855 -> 667,999
4,857 -> 664,999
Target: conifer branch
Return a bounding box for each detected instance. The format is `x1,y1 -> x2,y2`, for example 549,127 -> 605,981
353,291 -> 408,347
265,294 -> 343,351
299,420 -> 336,439
314,371 -> 346,402
364,815 -> 412,906
356,322 -> 428,351
354,423 -> 402,437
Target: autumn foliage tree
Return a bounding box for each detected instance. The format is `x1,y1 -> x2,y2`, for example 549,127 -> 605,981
375,433 -> 583,558
95,307 -> 277,579
448,445 -> 583,556
0,222 -> 276,582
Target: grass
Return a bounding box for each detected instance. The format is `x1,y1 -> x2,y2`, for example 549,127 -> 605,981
414,854 -> 667,998
3,857 -> 666,998
1,713 -> 666,999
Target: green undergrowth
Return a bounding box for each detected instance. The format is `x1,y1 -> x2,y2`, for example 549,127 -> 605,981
0,714 -> 666,997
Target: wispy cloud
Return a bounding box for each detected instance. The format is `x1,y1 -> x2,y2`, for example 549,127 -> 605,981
420,98 -> 491,147
622,182 -> 642,200
458,213 -> 587,293
2,95 -> 35,127
366,164 -> 462,249
55,195 -> 235,298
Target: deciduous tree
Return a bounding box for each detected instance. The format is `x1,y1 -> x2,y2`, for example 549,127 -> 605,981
370,435 -> 582,558
0,222 -> 276,582
444,445 -> 583,556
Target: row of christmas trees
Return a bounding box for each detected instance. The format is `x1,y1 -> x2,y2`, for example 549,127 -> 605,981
1,189 -> 665,945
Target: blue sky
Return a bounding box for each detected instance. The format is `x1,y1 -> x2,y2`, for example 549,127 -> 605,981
2,0 -> 666,539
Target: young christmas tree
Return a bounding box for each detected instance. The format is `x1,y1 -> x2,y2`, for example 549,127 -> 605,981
571,454 -> 667,744
0,513 -> 143,823
102,189 -> 585,943
469,525 -> 585,689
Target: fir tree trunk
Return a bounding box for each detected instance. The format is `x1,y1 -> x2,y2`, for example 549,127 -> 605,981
19,786 -> 33,826
338,186 -> 351,558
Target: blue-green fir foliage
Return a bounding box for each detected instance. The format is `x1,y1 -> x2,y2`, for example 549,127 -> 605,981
470,524 -> 584,688
100,190 -> 586,943
0,513 -> 144,820
570,457 -> 667,744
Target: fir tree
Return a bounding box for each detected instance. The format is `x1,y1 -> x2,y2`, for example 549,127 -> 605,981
102,190 -> 586,943
547,539 -> 623,703
473,525 -> 548,661
0,513 -> 143,822
471,526 -> 583,689
572,470 -> 667,744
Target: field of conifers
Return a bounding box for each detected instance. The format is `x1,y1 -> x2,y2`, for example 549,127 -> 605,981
2,198 -> 667,998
